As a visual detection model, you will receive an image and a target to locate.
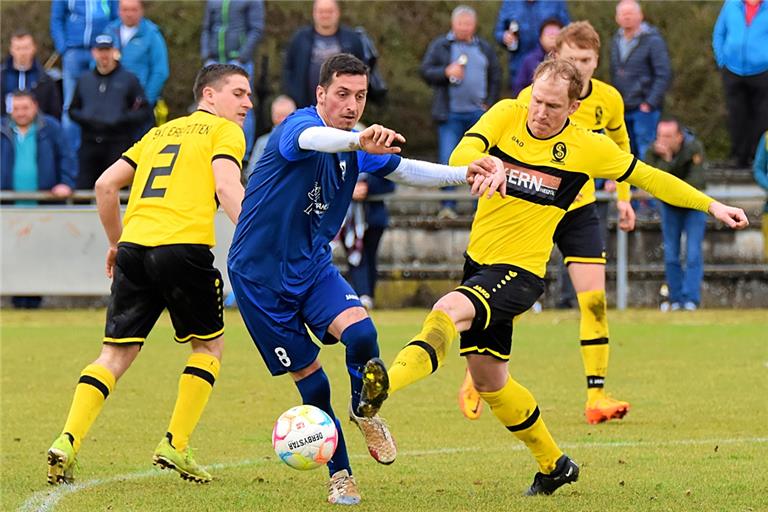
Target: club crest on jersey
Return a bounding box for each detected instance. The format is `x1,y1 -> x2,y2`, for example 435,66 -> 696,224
505,163 -> 562,201
339,159 -> 347,180
551,142 -> 567,163
595,106 -> 603,126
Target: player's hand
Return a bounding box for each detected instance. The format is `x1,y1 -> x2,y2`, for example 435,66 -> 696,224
469,156 -> 507,199
51,184 -> 73,198
358,124 -> 405,155
352,180 -> 368,201
708,201 -> 749,229
617,200 -> 636,232
105,246 -> 118,279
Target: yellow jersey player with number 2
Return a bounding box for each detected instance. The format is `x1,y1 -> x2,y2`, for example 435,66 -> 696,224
46,64 -> 250,486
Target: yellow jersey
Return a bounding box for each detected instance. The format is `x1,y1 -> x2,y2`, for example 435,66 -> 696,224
451,100 -> 712,277
120,110 -> 245,247
518,78 -> 632,207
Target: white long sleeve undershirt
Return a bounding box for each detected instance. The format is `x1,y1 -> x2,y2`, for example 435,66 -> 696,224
297,126 -> 468,187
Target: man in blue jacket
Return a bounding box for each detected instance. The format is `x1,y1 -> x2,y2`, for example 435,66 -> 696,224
1,90 -> 77,307
610,0 -> 672,160
494,0 -> 569,92
713,0 -> 768,168
105,0 -> 169,134
1,30 -> 61,120
50,0 -> 118,157
1,90 -> 76,200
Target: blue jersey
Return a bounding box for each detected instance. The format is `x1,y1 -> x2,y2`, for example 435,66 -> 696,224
228,106 -> 400,294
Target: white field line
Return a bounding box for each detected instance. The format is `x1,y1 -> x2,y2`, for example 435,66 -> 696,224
19,436 -> 768,512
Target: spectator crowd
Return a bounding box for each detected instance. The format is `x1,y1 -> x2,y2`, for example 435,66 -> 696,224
1,0 -> 766,309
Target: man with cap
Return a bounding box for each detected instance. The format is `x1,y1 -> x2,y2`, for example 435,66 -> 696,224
69,34 -> 151,190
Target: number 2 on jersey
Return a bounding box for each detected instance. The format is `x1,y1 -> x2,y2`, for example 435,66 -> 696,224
141,144 -> 181,198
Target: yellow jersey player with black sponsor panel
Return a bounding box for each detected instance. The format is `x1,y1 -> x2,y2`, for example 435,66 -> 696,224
46,64 -> 251,486
458,21 -> 636,425
357,59 -> 748,497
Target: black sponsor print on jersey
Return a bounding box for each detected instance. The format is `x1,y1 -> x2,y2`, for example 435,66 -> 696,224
552,142 -> 567,162
489,146 -> 589,209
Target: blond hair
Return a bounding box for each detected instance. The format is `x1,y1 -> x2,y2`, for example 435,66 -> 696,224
532,59 -> 583,101
556,21 -> 601,54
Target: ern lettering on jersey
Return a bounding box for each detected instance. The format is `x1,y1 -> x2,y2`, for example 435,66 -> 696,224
505,163 -> 562,201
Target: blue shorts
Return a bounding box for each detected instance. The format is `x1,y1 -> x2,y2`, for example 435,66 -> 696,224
229,264 -> 363,376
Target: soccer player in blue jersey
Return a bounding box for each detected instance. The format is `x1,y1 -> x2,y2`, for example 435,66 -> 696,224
227,53 -> 503,505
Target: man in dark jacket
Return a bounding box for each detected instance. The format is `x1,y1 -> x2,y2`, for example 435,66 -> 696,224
50,0 -> 118,156
282,0 -> 366,108
200,0 -> 264,154
610,0 -> 672,160
69,34 -> 150,189
1,30 -> 61,119
645,118 -> 708,312
420,5 -> 501,218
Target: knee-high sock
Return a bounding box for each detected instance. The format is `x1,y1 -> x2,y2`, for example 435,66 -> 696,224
478,376 -> 563,474
577,289 -> 610,402
388,310 -> 456,394
340,318 -> 379,412
295,368 -> 351,477
62,364 -> 116,452
166,353 -> 220,452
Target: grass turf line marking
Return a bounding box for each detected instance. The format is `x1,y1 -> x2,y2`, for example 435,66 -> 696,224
20,437 -> 767,512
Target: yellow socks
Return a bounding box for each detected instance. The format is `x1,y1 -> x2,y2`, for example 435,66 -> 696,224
479,376 -> 562,473
577,290 -> 610,403
62,364 -> 116,452
388,310 -> 457,394
166,353 -> 221,451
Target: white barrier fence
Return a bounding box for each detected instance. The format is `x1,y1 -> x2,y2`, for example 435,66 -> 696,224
1,187 -> 764,308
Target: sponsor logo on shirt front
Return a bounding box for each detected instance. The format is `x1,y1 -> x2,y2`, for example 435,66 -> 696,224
504,163 -> 562,201
304,182 -> 330,216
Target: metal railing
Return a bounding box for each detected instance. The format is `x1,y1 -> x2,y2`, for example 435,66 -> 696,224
2,188 -> 765,309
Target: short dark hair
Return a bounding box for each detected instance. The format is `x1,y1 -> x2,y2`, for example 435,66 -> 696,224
539,17 -> 564,37
192,64 -> 249,102
658,116 -> 682,133
318,53 -> 368,89
10,29 -> 34,41
11,89 -> 37,103
532,59 -> 583,102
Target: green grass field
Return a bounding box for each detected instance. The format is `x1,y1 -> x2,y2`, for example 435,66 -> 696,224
2,309 -> 767,512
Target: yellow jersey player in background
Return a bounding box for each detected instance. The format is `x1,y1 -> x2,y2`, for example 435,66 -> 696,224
459,21 -> 637,425
46,64 -> 251,486
357,59 -> 748,497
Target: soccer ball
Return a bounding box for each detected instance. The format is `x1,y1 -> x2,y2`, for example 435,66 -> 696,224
272,405 -> 338,470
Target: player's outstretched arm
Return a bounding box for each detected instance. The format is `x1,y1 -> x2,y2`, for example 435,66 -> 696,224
213,158 -> 245,224
708,201 -> 749,229
297,125 -> 404,155
95,158 -> 136,278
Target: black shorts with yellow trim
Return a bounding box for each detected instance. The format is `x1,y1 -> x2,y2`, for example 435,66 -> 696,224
553,202 -> 606,265
455,255 -> 544,361
104,243 -> 224,345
